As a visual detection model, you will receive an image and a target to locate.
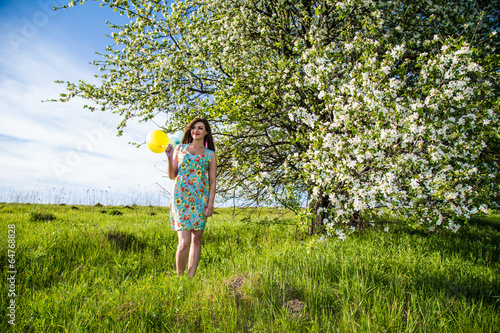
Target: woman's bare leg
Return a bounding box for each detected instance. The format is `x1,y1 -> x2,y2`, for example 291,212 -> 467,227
188,230 -> 204,277
176,230 -> 192,276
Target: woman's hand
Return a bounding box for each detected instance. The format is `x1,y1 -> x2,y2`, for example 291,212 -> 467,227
165,144 -> 179,180
164,143 -> 173,156
205,205 -> 214,217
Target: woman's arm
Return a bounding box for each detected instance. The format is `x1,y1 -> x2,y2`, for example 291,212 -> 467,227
205,152 -> 217,217
165,144 -> 180,180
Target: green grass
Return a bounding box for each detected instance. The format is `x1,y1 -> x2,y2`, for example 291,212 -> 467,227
1,203 -> 499,332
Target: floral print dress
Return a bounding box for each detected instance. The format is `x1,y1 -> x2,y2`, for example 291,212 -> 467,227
170,144 -> 214,231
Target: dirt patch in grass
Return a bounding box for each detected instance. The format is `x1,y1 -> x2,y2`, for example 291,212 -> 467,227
225,273 -> 306,320
286,299 -> 305,318
118,301 -> 136,320
227,275 -> 247,297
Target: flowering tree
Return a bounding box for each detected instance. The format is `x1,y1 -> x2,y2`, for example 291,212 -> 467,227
57,0 -> 499,235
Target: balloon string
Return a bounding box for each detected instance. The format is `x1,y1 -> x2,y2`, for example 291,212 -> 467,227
166,151 -> 207,213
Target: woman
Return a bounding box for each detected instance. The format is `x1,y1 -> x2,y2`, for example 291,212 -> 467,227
165,118 -> 217,277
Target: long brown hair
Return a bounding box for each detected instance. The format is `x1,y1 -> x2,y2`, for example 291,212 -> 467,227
181,118 -> 216,151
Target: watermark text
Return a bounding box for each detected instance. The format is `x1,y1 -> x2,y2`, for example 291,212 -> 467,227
7,224 -> 17,326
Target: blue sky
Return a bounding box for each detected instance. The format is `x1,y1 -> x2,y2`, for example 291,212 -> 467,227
0,0 -> 173,205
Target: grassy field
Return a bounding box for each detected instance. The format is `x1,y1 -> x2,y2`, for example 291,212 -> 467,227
0,202 -> 499,332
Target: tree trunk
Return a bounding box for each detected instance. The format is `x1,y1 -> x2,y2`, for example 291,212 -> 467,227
309,192 -> 366,234
347,210 -> 364,229
309,195 -> 328,235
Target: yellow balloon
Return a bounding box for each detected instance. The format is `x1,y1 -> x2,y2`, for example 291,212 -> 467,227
146,130 -> 169,153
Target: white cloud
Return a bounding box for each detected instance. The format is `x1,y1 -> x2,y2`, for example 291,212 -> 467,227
0,20 -> 174,204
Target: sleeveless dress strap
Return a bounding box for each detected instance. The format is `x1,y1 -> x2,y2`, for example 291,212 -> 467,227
205,148 -> 214,159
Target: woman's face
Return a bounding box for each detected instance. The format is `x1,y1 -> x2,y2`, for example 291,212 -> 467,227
191,121 -> 207,140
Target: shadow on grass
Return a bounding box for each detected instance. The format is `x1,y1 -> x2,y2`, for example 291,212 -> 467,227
383,216 -> 500,308
106,230 -> 148,251
392,215 -> 500,265
468,215 -> 500,231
